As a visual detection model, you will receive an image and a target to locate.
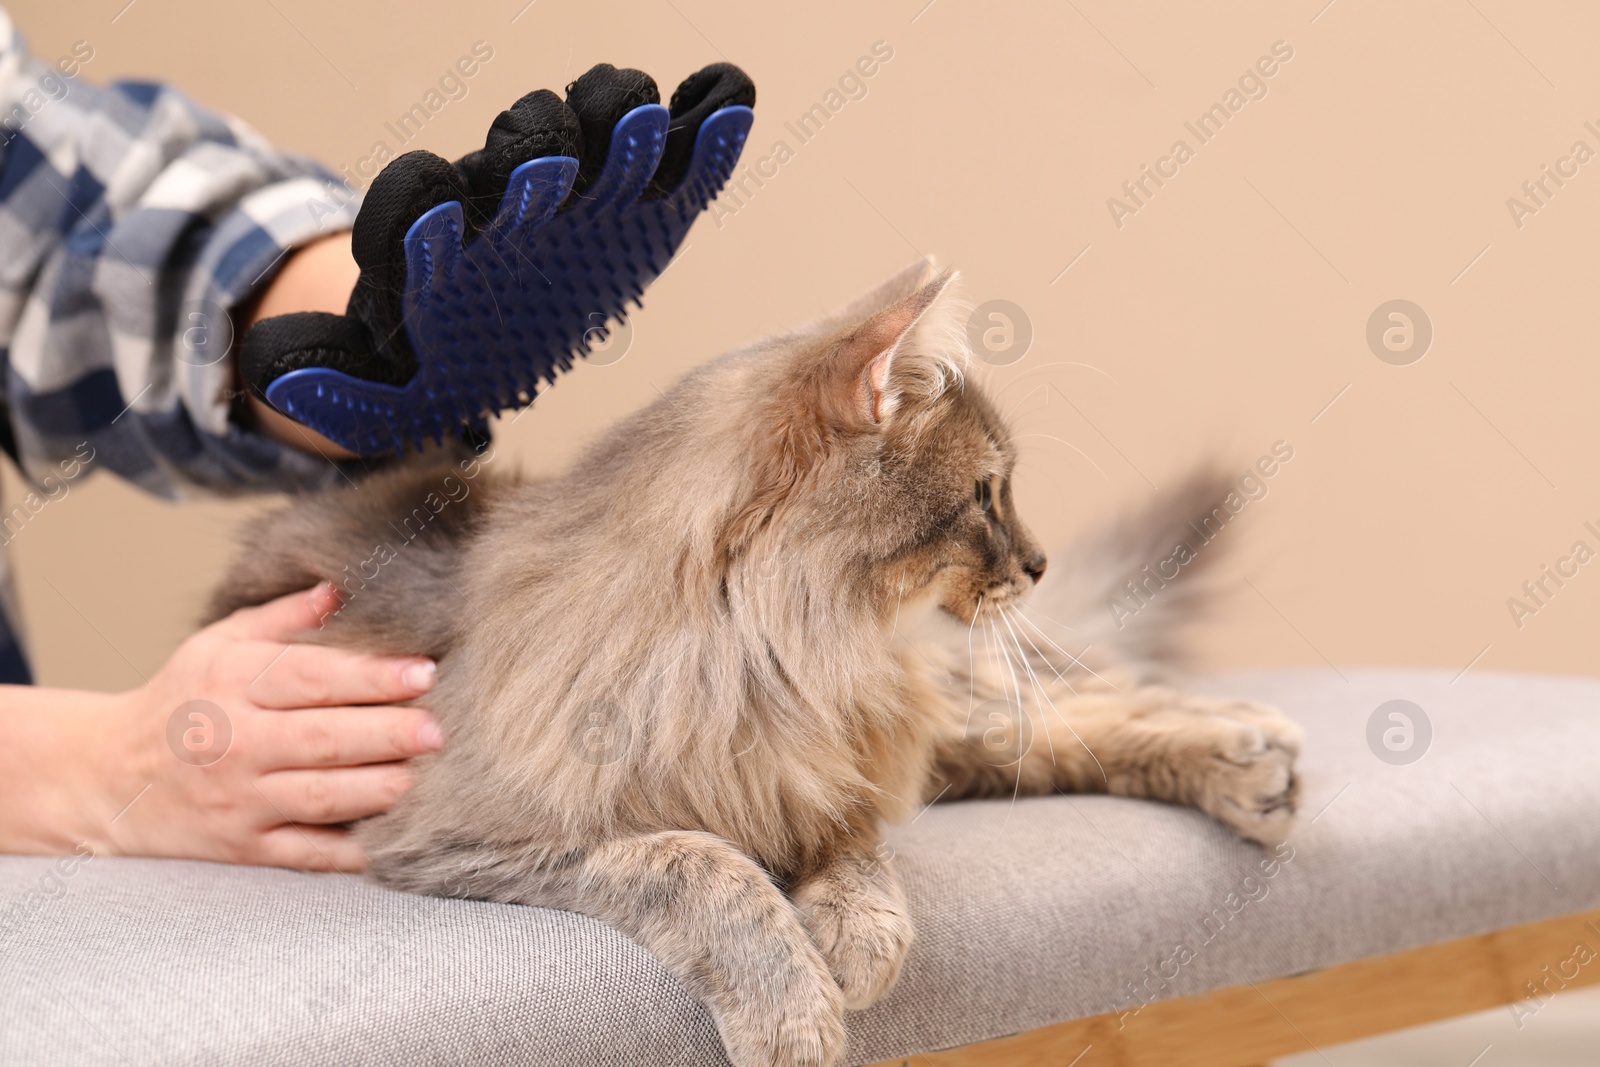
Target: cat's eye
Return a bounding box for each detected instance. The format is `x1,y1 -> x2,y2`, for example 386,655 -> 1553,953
974,478 -> 995,513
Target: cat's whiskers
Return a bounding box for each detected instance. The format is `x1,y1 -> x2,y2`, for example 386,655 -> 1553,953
1014,606 -> 1122,692
1002,606 -> 1080,696
983,620 -> 1009,713
986,619 -> 1027,815
1006,409 -> 1075,438
1012,432 -> 1110,482
991,618 -> 1026,730
988,361 -> 1120,402
1002,606 -> 1107,784
1015,600 -> 1080,633
985,618 -> 1025,775
1002,382 -> 1051,424
982,617 -> 1006,715
964,593 -> 984,724
975,582 -> 1024,617
995,608 -> 1058,770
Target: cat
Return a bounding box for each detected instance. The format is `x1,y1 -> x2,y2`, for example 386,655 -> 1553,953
213,259 -> 1301,1067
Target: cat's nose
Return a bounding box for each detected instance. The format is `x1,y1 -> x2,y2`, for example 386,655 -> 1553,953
1022,552 -> 1047,584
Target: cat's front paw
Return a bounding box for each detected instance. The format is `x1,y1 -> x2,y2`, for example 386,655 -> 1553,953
1185,698 -> 1302,845
717,974 -> 845,1067
794,875 -> 914,1010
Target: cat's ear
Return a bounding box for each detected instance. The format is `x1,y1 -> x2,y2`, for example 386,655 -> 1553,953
793,257 -> 942,337
833,257 -> 942,324
819,269 -> 964,430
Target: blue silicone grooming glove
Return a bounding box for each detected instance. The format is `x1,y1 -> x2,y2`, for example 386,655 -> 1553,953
240,62 -> 754,456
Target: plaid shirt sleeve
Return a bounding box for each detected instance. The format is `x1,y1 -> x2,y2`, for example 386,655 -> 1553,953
0,9 -> 365,499
0,9 -> 368,682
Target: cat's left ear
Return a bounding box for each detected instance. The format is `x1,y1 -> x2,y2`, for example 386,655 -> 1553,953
820,270 -> 964,430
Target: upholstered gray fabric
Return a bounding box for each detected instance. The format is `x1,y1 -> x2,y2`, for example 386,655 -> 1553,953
2,669 -> 1597,1065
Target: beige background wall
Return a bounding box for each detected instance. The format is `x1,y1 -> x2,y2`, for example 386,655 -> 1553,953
6,0 -> 1598,691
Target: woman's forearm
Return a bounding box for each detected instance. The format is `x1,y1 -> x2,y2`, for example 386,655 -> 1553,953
237,232 -> 363,461
0,684 -> 127,855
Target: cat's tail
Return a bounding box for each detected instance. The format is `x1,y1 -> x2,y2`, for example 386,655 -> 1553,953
1020,467 -> 1245,679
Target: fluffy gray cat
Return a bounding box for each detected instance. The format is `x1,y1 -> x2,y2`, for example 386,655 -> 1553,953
214,260 -> 1301,1067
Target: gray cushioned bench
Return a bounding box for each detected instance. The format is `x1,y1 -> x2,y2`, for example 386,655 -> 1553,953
3,669 -> 1598,1065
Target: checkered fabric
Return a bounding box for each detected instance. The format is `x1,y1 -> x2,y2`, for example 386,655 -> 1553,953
0,8 -> 366,682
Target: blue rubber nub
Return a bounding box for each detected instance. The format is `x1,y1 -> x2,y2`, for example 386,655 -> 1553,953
265,103 -> 755,456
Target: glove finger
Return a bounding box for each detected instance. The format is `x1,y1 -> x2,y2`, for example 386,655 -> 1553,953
564,63 -> 660,195
494,156 -> 579,244
240,311 -> 391,399
350,150 -> 469,346
649,62 -> 756,198
454,89 -> 583,225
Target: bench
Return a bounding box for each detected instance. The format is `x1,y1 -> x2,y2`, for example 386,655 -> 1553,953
4,668 -> 1596,1065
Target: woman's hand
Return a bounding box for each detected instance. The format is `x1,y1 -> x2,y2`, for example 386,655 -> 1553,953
0,583 -> 444,871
